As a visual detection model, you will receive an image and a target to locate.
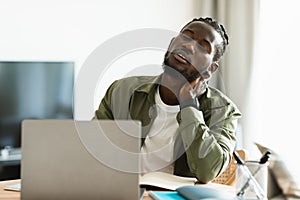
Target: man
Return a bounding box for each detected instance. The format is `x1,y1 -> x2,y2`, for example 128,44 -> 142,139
95,17 -> 241,183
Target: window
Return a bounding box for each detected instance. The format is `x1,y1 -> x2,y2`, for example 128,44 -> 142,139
253,0 -> 300,179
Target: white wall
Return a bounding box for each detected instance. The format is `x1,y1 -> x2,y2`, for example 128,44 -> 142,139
0,0 -> 200,119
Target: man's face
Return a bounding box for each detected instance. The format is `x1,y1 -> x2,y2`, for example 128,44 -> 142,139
164,21 -> 223,82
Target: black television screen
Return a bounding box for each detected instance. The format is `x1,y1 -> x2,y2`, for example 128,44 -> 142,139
0,61 -> 74,149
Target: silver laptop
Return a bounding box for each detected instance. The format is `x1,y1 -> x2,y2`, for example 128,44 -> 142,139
21,119 -> 141,200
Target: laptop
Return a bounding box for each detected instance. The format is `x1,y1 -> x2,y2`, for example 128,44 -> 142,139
21,119 -> 142,200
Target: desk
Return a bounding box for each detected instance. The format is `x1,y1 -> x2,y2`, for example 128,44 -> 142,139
0,179 -> 235,200
0,180 -> 151,200
0,179 -> 20,200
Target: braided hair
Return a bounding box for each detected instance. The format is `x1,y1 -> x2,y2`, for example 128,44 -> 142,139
181,17 -> 229,62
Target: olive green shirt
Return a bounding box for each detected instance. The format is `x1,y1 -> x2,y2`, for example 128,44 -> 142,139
95,75 -> 241,183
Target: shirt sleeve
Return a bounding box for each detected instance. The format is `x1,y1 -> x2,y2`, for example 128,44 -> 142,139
94,81 -> 117,120
176,104 -> 241,183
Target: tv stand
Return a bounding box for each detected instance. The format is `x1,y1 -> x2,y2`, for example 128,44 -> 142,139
0,147 -> 21,165
0,148 -> 21,180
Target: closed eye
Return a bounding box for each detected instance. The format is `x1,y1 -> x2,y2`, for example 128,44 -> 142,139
198,40 -> 211,54
180,31 -> 211,54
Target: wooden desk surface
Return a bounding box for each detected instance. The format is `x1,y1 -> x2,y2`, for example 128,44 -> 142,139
0,179 -> 153,200
0,179 -> 234,200
0,179 -> 20,200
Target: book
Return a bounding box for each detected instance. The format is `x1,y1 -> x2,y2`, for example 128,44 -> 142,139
139,172 -> 236,199
149,191 -> 185,200
149,185 -> 235,200
139,172 -> 197,190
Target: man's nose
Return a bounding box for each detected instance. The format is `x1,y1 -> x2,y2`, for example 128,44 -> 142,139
182,40 -> 196,55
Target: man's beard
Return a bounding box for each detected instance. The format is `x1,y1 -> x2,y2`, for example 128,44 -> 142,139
163,58 -> 201,83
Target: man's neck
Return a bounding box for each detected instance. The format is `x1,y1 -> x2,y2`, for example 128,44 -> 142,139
159,73 -> 184,105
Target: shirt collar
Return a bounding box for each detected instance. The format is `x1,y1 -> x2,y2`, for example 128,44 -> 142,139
135,74 -> 162,94
134,74 -> 227,109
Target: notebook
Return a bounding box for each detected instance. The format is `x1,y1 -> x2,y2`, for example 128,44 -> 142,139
149,185 -> 235,200
21,119 -> 142,200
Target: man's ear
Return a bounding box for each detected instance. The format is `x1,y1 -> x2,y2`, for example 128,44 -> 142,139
208,62 -> 219,73
202,62 -> 219,80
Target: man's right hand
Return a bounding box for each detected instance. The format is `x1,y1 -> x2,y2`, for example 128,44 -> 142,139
179,77 -> 207,103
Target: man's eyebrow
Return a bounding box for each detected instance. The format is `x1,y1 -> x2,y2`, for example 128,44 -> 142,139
182,29 -> 194,34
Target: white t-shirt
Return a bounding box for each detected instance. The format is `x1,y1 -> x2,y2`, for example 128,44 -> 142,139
141,88 -> 180,174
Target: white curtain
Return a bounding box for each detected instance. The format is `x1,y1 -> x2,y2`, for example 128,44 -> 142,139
195,0 -> 260,152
